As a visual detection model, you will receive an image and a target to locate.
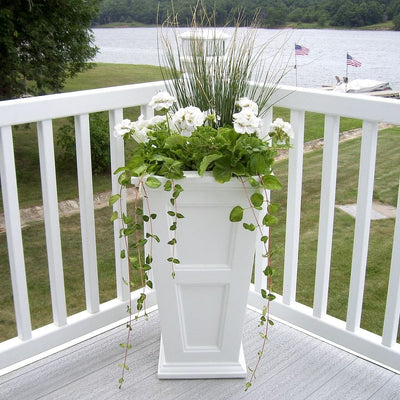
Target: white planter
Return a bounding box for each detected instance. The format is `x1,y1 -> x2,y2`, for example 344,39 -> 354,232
143,172 -> 259,379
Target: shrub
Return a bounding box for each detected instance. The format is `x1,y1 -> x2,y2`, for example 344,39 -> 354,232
57,112 -> 110,174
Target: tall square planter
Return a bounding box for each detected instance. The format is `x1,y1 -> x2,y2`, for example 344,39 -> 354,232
143,172 -> 259,379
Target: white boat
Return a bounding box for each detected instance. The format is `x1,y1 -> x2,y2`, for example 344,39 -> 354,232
322,78 -> 399,98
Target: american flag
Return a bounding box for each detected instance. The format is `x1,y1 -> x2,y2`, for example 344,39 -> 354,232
295,44 -> 309,56
347,53 -> 362,67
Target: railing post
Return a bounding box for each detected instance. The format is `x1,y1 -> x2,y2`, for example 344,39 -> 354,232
74,114 -> 100,313
282,110 -> 305,305
0,126 -> 32,340
313,115 -> 340,318
37,120 -> 67,326
346,120 -> 378,332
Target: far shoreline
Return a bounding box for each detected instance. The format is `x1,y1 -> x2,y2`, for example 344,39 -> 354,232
92,21 -> 397,31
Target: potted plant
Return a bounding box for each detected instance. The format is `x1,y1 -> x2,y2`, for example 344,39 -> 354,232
111,17 -> 292,390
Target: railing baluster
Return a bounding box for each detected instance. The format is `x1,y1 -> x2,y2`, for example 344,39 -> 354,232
74,114 -> 100,313
0,126 -> 32,340
141,104 -> 154,120
282,110 -> 305,305
382,178 -> 400,347
109,109 -> 130,302
37,120 -> 67,326
313,115 -> 340,318
346,120 -> 378,332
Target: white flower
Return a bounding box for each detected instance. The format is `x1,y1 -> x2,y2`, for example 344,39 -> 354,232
172,106 -> 205,136
233,109 -> 262,134
149,115 -> 167,126
270,118 -> 292,136
269,118 -> 293,144
130,114 -> 151,143
148,91 -> 176,111
114,119 -> 134,137
236,97 -> 259,114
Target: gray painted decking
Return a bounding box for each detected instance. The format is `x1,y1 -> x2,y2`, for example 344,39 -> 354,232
1,309 -> 399,400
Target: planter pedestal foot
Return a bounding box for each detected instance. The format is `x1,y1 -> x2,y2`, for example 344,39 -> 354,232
157,337 -> 247,379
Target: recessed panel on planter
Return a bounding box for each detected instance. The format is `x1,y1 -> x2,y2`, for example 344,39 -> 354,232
177,284 -> 228,350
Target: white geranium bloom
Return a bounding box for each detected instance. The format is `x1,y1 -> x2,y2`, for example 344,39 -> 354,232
270,118 -> 292,137
236,97 -> 259,114
149,115 -> 167,126
114,119 -> 134,137
172,106 -> 205,136
233,109 -> 262,134
148,91 -> 176,111
269,118 -> 293,144
130,115 -> 151,143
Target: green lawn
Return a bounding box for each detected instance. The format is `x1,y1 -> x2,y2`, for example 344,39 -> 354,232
0,64 -> 398,342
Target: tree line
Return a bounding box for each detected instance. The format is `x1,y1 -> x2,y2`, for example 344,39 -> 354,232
96,0 -> 400,29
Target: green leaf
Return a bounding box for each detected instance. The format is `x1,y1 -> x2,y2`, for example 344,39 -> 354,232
264,266 -> 274,276
262,175 -> 282,190
145,176 -> 162,188
249,153 -> 266,175
248,177 -> 260,187
243,222 -> 256,231
167,210 -> 176,217
172,184 -> 184,199
109,194 -> 120,206
230,206 -> 244,222
120,249 -> 126,259
250,192 -> 264,207
260,235 -> 269,243
263,214 -> 279,227
261,289 -> 267,299
110,211 -> 119,222
269,203 -> 280,214
164,180 -> 172,191
199,153 -> 223,175
146,280 -> 153,289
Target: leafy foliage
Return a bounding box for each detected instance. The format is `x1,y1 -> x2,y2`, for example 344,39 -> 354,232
0,0 -> 100,99
121,124 -> 278,183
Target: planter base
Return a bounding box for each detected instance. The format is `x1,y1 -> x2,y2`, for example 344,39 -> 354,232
157,337 -> 247,379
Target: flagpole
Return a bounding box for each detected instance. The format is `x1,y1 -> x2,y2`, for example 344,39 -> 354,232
345,52 -> 349,92
295,44 -> 298,87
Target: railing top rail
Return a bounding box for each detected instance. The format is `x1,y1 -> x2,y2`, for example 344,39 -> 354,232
258,84 -> 400,126
0,81 -> 166,126
1,81 -> 400,127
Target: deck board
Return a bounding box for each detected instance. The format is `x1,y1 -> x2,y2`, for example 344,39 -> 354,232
1,309 -> 398,400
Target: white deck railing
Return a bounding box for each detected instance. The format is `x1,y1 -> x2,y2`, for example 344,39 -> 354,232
0,82 -> 399,375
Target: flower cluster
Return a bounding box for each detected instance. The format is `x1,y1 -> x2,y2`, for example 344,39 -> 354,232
233,98 -> 262,135
114,91 -> 291,145
269,117 -> 293,145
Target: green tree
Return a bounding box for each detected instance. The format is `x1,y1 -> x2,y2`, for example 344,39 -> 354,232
394,14 -> 400,29
0,0 -> 100,100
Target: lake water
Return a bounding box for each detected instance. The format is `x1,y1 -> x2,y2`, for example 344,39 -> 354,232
93,27 -> 400,90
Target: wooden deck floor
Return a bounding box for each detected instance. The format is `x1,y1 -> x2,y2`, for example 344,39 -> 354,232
1,308 -> 399,400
